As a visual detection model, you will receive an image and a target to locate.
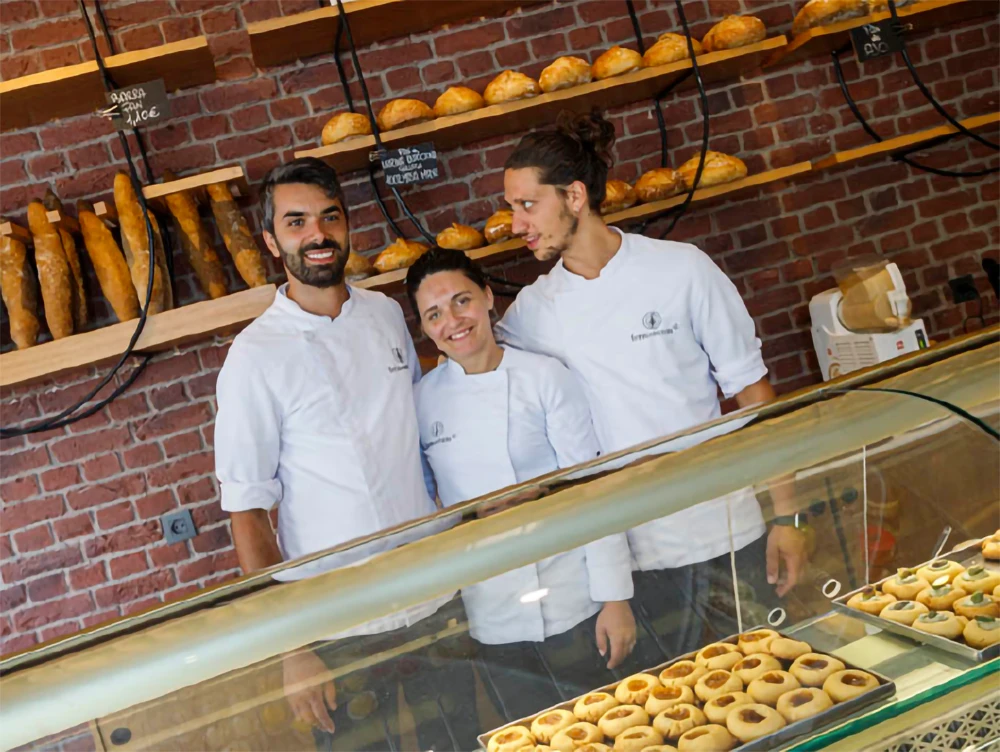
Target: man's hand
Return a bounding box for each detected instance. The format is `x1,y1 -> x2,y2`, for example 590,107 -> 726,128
283,650 -> 337,734
766,525 -> 808,597
595,601 -> 636,670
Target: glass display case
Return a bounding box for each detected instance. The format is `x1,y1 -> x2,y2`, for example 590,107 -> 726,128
1,329 -> 997,752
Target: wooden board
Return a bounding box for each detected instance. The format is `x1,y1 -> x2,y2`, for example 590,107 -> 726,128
249,0 -> 541,69
811,112 -> 1000,170
767,0 -> 997,67
0,285 -> 276,389
295,36 -> 787,173
0,36 -> 215,132
142,166 -> 250,201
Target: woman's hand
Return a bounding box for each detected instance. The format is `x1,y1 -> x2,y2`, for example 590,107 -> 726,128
283,650 -> 337,734
595,600 -> 637,669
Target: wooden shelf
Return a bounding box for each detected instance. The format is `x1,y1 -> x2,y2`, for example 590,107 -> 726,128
811,112 -> 1000,169
295,36 -> 788,173
249,0 -> 542,69
766,0 -> 996,68
0,36 -> 215,132
144,166 -> 250,201
0,285 -> 276,389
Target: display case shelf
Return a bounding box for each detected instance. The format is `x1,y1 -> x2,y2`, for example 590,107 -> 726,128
248,0 -> 542,69
0,36 -> 215,132
766,0 -> 996,68
294,36 -> 788,173
812,112 -> 1000,170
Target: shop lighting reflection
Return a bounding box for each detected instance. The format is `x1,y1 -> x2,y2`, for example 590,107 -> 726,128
520,588 -> 549,603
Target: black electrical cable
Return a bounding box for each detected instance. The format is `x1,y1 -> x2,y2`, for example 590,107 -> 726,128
886,0 -> 999,152
831,46 -> 998,178
625,0 -> 669,169
0,3 -> 160,438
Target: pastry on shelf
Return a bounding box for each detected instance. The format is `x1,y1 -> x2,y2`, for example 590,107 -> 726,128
635,168 -> 685,203
488,725 -> 535,752
484,209 -> 515,244
574,692 -> 619,723
531,710 -> 576,744
882,568 -> 929,601
373,237 -> 429,273
677,151 -> 748,190
789,653 -> 845,688
982,531 -> 1000,560
746,670 -> 801,706
614,726 -> 664,752
433,86 -> 485,118
768,637 -> 812,661
677,723 -> 736,752
791,0 -> 868,36
703,691 -> 752,725
822,670 -> 879,702
484,70 -> 541,105
645,685 -> 695,715
911,610 -> 968,640
600,180 -> 637,215
615,674 -> 661,705
345,252 -> 374,281
775,688 -> 832,723
598,705 -> 648,738
376,99 -> 434,131
701,15 -> 767,52
916,580 -> 967,611
591,45 -> 642,80
963,615 -> 1000,649
539,56 -> 593,92
725,703 -> 785,743
651,703 -> 705,741
954,591 -> 999,619
550,722 -> 601,752
879,599 -> 929,625
847,585 -> 896,614
916,559 -> 965,583
643,33 -> 703,67
955,564 -> 1000,594
321,112 -> 372,145
436,223 -> 485,251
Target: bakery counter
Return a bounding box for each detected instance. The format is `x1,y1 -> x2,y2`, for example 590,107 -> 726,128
2,329 -> 997,751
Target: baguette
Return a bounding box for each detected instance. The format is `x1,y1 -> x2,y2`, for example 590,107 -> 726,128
0,219 -> 41,349
42,190 -> 88,329
76,200 -> 140,322
26,201 -> 74,339
206,182 -> 268,288
163,183 -> 228,299
114,171 -> 172,313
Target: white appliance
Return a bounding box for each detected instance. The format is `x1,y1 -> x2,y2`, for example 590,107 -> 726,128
810,262 -> 929,381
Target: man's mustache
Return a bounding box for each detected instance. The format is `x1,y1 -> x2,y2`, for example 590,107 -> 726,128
299,239 -> 343,254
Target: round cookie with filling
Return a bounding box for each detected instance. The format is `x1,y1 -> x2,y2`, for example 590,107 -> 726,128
917,579 -> 967,611
615,674 -> 661,705
882,569 -> 930,601
747,670 -> 801,706
790,653 -> 846,688
645,685 -> 695,716
776,687 -> 833,723
659,661 -> 707,689
955,565 -> 1000,594
531,710 -> 577,744
737,629 -> 779,655
489,726 -> 536,752
733,654 -> 782,684
703,691 -> 752,725
954,591 -> 1000,620
964,615 -> 1000,649
847,585 -> 896,615
574,692 -> 619,723
769,637 -> 812,662
880,599 -> 929,626
612,725 -> 663,752
694,643 -> 743,671
912,610 -> 967,639
551,723 -> 602,752
726,703 -> 786,743
694,670 -> 743,703
822,670 -> 879,702
916,559 -> 964,584
677,724 -> 737,751
598,705 -> 649,739
652,704 -> 706,741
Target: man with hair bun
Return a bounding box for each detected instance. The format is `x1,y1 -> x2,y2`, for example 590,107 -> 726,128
495,111 -> 807,658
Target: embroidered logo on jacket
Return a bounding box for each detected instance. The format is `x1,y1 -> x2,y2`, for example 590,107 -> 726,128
632,313 -> 679,342
424,420 -> 455,448
388,346 -> 408,372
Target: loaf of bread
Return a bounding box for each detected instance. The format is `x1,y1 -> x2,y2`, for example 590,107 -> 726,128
643,33 -> 704,67
373,238 -> 429,273
0,220 -> 41,349
26,201 -> 74,339
163,183 -> 228,299
792,0 -> 868,34
483,71 -> 541,106
114,171 -> 172,313
321,112 -> 372,145
43,189 -> 88,329
678,151 -> 748,189
433,87 -> 485,117
377,99 -> 435,131
539,56 -> 593,92
206,181 -> 268,288
635,168 -> 685,203
436,223 -> 485,251
702,15 -> 767,51
592,46 -> 642,80
76,200 -> 139,323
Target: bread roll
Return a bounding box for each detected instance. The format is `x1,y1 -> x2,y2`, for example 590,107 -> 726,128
345,252 -> 374,281
433,86 -> 485,117
483,71 -> 541,106
702,16 -> 767,52
373,237 -> 429,273
321,112 -> 371,145
792,0 -> 868,34
163,183 -> 229,299
600,180 -> 637,215
0,221 -> 40,348
76,200 -> 139,323
115,171 -> 172,313
377,99 -> 434,131
643,33 -> 703,67
539,56 -> 593,92
484,209 -> 514,243
43,190 -> 87,329
592,45 -> 642,80
207,181 -> 268,288
436,223 -> 485,251
27,201 -> 74,338
678,151 -> 748,189
635,168 -> 685,203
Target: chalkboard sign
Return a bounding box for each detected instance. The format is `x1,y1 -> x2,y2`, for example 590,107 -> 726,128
851,20 -> 904,62
102,79 -> 171,130
380,142 -> 440,187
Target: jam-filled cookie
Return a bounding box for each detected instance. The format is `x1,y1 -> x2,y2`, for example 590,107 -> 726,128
694,670 -> 743,703
677,724 -> 737,751
551,723 -> 602,752
612,725 -> 663,752
726,703 -> 786,743
703,691 -> 753,725
790,653 -> 846,688
822,670 -> 879,702
747,670 -> 801,706
768,637 -> 812,662
659,661 -> 707,689
733,654 -> 782,684
776,687 -> 833,723
598,705 -> 649,739
532,710 -> 577,744
489,726 -> 536,752
737,629 -> 779,655
652,704 -> 706,741
574,693 -> 618,723
694,642 -> 743,671
615,674 -> 661,706
645,685 -> 695,715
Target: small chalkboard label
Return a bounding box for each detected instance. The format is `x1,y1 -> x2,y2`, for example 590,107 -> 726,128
102,79 -> 171,130
851,20 -> 904,62
380,142 -> 440,187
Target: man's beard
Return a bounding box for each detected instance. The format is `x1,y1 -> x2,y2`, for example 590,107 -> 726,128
534,203 -> 579,261
281,237 -> 349,288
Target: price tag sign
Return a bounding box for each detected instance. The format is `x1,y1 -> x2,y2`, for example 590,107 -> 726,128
102,79 -> 171,130
379,142 -> 440,187
851,20 -> 904,62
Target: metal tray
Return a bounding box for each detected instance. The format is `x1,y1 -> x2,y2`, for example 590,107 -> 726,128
477,629 -> 895,751
831,540 -> 1000,662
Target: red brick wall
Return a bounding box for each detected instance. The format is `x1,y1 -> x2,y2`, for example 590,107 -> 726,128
1,0 -> 998,654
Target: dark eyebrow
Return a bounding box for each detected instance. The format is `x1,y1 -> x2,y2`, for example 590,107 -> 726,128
281,204 -> 342,221
321,204 -> 342,214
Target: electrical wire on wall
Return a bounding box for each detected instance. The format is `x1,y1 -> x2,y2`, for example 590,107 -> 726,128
624,0 -> 670,170
0,1 -> 160,438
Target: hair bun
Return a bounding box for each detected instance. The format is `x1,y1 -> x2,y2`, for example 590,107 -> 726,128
556,110 -> 615,168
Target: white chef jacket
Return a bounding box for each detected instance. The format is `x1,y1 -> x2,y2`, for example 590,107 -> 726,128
414,346 -> 634,644
495,229 -> 769,570
215,284 -> 451,635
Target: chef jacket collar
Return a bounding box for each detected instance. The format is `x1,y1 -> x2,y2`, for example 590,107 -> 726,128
441,346 -> 511,378
552,226 -> 629,289
273,282 -> 356,327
